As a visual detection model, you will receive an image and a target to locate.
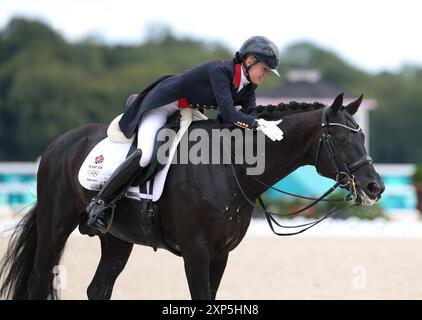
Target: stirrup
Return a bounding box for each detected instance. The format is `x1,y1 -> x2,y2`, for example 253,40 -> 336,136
86,198 -> 115,233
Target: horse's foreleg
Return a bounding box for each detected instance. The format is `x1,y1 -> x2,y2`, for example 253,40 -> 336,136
210,253 -> 229,300
87,233 -> 133,300
181,237 -> 212,300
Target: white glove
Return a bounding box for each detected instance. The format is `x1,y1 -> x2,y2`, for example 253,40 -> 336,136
256,118 -> 284,141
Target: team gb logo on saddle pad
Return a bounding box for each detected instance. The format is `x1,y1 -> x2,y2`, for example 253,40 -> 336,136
95,155 -> 104,164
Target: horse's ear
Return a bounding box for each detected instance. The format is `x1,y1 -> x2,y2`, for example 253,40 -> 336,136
346,94 -> 364,115
330,93 -> 344,114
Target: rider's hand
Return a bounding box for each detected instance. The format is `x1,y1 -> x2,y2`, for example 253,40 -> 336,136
255,118 -> 284,141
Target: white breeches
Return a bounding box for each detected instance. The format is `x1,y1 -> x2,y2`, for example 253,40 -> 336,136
137,102 -> 179,167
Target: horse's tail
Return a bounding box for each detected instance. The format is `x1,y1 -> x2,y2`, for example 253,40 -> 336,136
0,203 -> 38,299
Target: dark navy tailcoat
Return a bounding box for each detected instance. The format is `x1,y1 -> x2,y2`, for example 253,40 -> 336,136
119,58 -> 257,138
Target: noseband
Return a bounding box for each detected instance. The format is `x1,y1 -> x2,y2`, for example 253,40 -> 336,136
315,106 -> 373,200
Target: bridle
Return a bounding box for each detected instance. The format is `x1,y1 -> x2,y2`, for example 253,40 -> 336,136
315,106 -> 373,201
231,105 -> 374,236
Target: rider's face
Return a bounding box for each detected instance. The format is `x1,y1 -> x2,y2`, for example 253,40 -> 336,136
244,56 -> 270,85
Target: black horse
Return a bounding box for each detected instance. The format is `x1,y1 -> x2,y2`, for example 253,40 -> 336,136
0,93 -> 384,300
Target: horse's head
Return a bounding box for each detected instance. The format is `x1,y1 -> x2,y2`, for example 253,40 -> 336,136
314,93 -> 385,206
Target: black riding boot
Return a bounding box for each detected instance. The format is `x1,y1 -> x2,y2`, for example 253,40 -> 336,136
86,149 -> 143,233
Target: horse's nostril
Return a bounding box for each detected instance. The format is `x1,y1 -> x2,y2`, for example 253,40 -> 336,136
367,182 -> 380,194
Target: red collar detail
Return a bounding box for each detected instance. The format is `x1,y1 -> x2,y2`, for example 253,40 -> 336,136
233,63 -> 241,89
178,97 -> 190,108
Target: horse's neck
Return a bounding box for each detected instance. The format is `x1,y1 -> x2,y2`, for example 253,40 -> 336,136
242,109 -> 322,198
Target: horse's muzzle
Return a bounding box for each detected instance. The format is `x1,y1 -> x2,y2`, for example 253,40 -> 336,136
356,180 -> 385,206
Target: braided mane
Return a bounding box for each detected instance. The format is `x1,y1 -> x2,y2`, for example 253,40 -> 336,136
240,101 -> 326,120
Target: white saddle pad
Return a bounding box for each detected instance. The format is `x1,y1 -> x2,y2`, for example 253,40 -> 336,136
78,123 -> 190,202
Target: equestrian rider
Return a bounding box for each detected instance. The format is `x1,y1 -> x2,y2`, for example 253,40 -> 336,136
86,35 -> 284,233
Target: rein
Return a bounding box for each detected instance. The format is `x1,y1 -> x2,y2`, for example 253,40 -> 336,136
230,162 -> 356,235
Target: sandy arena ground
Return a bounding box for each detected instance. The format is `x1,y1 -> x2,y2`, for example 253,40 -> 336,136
1,230 -> 422,300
